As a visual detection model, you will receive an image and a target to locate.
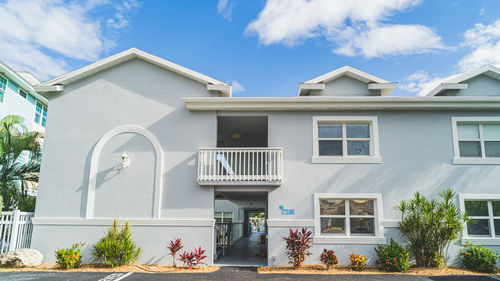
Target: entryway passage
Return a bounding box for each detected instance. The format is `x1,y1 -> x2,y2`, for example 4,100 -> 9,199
214,191 -> 268,266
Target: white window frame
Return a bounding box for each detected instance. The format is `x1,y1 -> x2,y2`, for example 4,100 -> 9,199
215,211 -> 233,223
459,194 -> 500,245
312,116 -> 381,163
313,193 -> 386,244
0,74 -> 7,104
452,117 -> 500,165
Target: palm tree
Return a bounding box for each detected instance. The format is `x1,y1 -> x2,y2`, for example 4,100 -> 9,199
0,115 -> 41,210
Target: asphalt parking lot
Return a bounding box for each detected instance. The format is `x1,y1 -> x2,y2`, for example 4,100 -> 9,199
0,267 -> 498,281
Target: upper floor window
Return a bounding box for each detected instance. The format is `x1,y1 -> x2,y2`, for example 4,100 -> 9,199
34,101 -> 48,127
215,211 -> 233,223
452,117 -> 500,164
312,116 -> 381,163
19,89 -> 27,99
0,75 -> 6,103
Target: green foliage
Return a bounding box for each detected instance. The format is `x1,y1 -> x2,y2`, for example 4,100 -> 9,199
349,253 -> 367,271
91,219 -> 142,267
375,238 -> 410,272
18,195 -> 36,212
0,194 -> 3,213
0,115 -> 41,210
460,242 -> 498,273
397,188 -> 468,267
55,242 -> 85,269
319,249 -> 338,270
283,228 -> 313,269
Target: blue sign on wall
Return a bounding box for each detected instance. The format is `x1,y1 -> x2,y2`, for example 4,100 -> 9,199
279,205 -> 294,215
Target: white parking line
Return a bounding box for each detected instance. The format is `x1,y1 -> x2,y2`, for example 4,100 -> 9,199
98,272 -> 134,281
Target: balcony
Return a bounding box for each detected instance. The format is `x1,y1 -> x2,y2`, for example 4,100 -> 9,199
197,147 -> 283,186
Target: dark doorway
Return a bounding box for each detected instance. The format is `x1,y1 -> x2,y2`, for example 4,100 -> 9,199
217,116 -> 268,147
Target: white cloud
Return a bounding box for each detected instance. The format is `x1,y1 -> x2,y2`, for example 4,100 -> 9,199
217,0 -> 233,20
232,80 -> 246,93
400,71 -> 455,96
458,19 -> 500,71
246,0 -> 445,58
479,8 -> 486,16
0,0 -> 139,81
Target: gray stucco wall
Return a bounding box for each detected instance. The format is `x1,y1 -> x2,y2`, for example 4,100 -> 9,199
309,76 -> 380,96
32,58 -> 218,263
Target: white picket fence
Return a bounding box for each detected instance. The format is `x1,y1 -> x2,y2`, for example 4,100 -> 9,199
0,210 -> 34,254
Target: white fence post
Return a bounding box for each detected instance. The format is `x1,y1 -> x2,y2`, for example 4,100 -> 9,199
8,210 -> 20,251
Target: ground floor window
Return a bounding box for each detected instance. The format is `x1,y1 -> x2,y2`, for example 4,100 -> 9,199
314,193 -> 382,239
215,211 -> 233,223
459,194 -> 500,242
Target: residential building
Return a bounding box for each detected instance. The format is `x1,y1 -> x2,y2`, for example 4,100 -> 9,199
31,48 -> 500,266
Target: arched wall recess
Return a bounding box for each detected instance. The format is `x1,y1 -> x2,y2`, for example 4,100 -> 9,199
86,125 -> 164,219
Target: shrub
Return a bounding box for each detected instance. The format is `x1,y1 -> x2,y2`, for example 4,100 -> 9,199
349,253 -> 367,271
178,246 -> 207,269
375,238 -> 410,272
283,228 -> 313,269
397,188 -> 468,267
91,219 -> 142,267
460,242 -> 498,273
55,242 -> 85,269
319,249 -> 338,270
167,238 -> 183,267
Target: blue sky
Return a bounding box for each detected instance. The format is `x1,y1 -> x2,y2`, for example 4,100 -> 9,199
1,0 -> 500,97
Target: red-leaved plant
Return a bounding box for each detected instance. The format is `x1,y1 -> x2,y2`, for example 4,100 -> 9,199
179,246 -> 207,269
167,239 -> 184,267
283,228 -> 313,269
320,249 -> 339,270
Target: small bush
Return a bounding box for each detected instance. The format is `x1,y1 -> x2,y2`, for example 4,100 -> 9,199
375,238 -> 410,272
283,228 -> 313,269
460,242 -> 498,273
349,253 -> 367,271
179,246 -> 207,269
55,242 -> 85,269
167,238 -> 183,267
320,249 -> 338,270
91,219 -> 142,267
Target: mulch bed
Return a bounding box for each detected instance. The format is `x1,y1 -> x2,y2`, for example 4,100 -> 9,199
0,263 -> 219,273
258,264 -> 500,275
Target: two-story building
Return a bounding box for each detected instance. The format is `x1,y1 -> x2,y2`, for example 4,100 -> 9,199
31,48 -> 500,266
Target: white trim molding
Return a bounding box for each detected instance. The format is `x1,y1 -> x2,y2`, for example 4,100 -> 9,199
313,193 -> 385,242
451,117 -> 500,165
86,125 -> 164,219
32,218 -> 214,227
312,116 -> 381,164
458,193 -> 500,245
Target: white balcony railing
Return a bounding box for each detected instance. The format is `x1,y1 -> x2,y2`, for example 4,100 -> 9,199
197,147 -> 283,185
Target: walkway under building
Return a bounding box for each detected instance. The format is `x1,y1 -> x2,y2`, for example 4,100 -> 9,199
215,232 -> 267,266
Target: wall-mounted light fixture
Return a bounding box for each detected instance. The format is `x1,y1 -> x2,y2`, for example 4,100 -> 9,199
121,151 -> 130,169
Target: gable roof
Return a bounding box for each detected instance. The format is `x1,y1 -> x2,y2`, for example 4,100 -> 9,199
426,65 -> 500,96
298,66 -> 397,96
39,48 -> 232,96
0,59 -> 47,104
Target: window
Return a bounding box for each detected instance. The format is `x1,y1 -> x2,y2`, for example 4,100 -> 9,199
0,75 -> 6,103
34,101 -> 48,127
452,117 -> 500,164
312,116 -> 381,163
313,193 -> 385,244
459,194 -> 500,245
215,212 -> 233,223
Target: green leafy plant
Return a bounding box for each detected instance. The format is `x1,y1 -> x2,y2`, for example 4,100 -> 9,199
0,115 -> 41,211
397,188 -> 468,267
283,228 -> 313,269
55,242 -> 85,269
167,238 -> 183,267
91,219 -> 142,267
178,246 -> 207,269
18,195 -> 36,212
349,253 -> 367,271
319,249 -> 338,270
460,242 -> 498,273
375,238 -> 410,272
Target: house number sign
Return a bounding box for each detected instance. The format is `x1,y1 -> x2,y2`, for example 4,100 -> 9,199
279,205 -> 295,215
